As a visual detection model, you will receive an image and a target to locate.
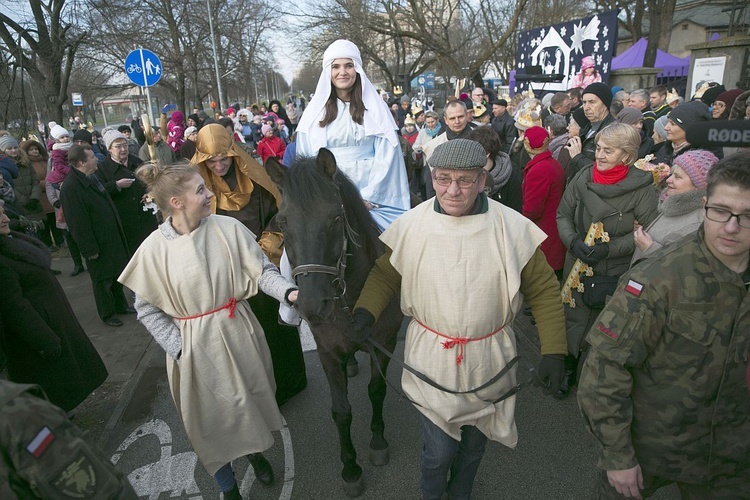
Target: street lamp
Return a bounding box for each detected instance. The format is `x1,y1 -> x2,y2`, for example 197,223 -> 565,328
206,0 -> 225,112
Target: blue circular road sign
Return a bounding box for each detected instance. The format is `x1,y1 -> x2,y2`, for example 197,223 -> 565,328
124,49 -> 163,87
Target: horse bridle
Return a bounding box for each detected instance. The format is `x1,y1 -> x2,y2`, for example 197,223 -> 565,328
290,207 -> 350,306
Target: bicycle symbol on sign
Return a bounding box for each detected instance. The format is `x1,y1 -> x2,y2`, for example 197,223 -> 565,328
127,63 -> 142,74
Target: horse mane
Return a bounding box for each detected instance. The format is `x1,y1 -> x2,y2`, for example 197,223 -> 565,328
283,157 -> 382,264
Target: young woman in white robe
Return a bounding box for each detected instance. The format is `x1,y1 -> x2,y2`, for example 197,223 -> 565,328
119,162 -> 298,500
280,39 -> 411,325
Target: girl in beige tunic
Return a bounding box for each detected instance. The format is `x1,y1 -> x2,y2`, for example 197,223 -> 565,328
118,162 -> 298,499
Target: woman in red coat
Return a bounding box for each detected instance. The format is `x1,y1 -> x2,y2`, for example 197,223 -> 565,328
256,124 -> 286,164
522,126 -> 566,277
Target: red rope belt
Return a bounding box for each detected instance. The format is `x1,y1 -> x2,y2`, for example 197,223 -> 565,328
174,298 -> 237,321
414,319 -> 507,366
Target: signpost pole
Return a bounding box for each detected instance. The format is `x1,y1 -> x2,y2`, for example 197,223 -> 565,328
144,85 -> 155,129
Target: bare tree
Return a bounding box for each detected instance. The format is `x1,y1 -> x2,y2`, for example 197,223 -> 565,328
0,0 -> 87,123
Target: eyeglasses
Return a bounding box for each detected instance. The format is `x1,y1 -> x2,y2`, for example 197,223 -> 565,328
713,102 -> 726,109
705,206 -> 750,228
432,173 -> 483,189
111,143 -> 128,149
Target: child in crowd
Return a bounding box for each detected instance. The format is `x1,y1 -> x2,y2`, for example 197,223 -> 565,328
46,125 -> 72,188
256,124 -> 286,164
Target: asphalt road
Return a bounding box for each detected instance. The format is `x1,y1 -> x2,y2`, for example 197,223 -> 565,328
52,253 -> 678,499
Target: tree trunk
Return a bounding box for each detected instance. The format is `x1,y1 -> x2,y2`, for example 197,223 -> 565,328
645,0 -> 676,67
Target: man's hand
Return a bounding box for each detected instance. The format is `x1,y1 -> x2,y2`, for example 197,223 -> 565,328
349,308 -> 375,344
536,354 -> 564,395
607,465 -> 644,499
564,135 -> 582,157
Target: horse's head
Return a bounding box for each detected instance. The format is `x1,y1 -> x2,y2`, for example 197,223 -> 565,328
267,149 -> 378,325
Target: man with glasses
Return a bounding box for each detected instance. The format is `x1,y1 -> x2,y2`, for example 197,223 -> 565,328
349,139 -> 567,500
578,151 -> 750,498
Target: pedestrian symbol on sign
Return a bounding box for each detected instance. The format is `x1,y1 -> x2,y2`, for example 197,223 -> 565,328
124,49 -> 163,88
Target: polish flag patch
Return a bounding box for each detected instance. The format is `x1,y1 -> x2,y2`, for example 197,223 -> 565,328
26,427 -> 55,458
625,279 -> 644,297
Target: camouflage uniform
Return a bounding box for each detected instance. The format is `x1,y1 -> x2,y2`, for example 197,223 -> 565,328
577,228 -> 750,495
0,381 -> 137,499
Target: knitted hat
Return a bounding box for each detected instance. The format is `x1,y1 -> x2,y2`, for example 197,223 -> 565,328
261,124 -> 273,136
50,124 -> 70,140
572,107 -> 590,129
714,89 -> 745,109
188,113 -> 201,126
523,126 -> 550,155
700,84 -> 726,106
668,101 -> 711,130
581,56 -> 595,71
103,130 -> 127,150
672,150 -> 719,190
654,115 -> 669,140
400,95 -> 410,104
616,107 -> 643,126
226,108 -> 236,117
582,82 -> 613,109
0,134 -> 19,151
428,139 -> 487,170
184,126 -> 198,139
47,121 -> 57,131
72,129 -> 93,145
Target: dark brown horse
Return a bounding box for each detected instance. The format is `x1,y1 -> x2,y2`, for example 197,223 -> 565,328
266,150 -> 403,497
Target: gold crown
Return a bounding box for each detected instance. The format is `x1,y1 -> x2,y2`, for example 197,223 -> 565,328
666,88 -> 679,103
393,85 -> 403,95
411,104 -> 423,116
473,103 -> 488,117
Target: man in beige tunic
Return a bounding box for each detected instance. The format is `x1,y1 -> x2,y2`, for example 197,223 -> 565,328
350,139 -> 567,500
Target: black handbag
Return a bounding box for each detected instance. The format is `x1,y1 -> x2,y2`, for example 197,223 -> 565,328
581,275 -> 620,308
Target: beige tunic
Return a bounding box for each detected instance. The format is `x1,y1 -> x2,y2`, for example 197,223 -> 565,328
118,215 -> 282,475
381,200 -> 545,446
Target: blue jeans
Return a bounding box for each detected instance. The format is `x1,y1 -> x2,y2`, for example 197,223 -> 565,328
214,462 -> 235,492
419,413 -> 488,500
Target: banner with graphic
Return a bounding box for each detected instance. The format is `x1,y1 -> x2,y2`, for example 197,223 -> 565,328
515,10 -> 620,93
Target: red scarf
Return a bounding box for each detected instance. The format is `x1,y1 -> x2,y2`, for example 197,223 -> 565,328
592,163 -> 629,185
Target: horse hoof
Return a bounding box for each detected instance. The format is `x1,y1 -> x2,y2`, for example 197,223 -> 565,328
343,476 -> 365,498
369,447 -> 390,466
346,360 -> 359,378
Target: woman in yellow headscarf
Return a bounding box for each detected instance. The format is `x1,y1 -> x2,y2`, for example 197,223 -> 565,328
191,123 -> 307,406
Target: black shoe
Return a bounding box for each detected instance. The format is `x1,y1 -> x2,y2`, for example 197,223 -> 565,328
104,317 -> 123,327
223,483 -> 242,500
117,306 -> 136,314
247,453 -> 274,485
71,265 -> 85,276
51,269 -> 62,275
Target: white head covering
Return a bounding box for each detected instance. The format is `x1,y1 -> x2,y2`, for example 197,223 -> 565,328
296,39 -> 399,150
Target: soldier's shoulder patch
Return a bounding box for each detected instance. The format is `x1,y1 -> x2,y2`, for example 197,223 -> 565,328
52,451 -> 98,498
26,426 -> 55,458
624,279 -> 644,297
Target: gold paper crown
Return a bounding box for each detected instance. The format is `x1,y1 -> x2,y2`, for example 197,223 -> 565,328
666,88 -> 679,104
404,114 -> 416,125
411,104 -> 424,116
473,103 -> 488,118
393,85 -> 404,95
514,99 -> 542,130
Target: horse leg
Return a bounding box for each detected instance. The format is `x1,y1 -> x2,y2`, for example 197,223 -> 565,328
319,350 -> 365,497
368,346 -> 390,466
347,354 -> 359,377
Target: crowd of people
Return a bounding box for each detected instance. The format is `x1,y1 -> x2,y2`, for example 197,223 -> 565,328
0,37 -> 749,499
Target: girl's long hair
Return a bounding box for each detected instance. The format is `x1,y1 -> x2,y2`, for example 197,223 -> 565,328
319,74 -> 365,127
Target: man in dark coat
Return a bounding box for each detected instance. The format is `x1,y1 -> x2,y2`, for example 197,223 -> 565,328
491,99 -> 517,154
99,131 -> 157,254
565,83 -> 617,180
61,145 -> 131,327
0,212 -> 108,411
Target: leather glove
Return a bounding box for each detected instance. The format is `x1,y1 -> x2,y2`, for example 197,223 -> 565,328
161,103 -> 176,114
40,345 -> 62,361
536,354 -> 565,395
349,308 -> 375,344
571,238 -> 593,261
582,242 -> 609,265
26,198 -> 41,211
